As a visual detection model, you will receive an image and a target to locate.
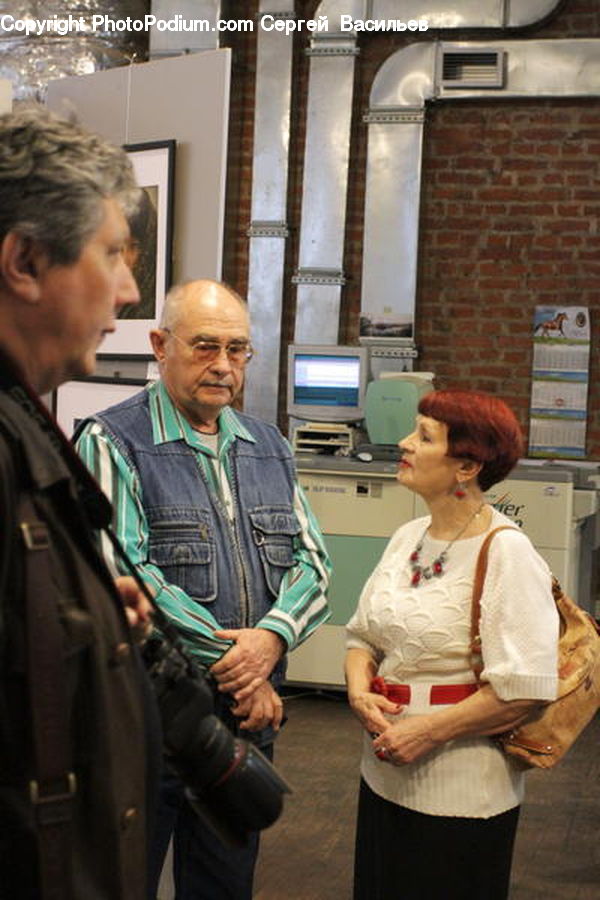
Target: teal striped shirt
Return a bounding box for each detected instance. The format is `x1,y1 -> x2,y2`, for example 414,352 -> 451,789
76,381 -> 331,665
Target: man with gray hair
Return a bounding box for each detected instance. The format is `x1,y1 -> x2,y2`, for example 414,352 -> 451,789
0,106 -> 159,900
77,278 -> 332,899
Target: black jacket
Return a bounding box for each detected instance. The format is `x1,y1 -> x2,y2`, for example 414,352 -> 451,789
0,357 -> 159,900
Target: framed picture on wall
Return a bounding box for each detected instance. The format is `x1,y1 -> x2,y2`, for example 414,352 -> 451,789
99,139 -> 176,356
55,377 -> 151,438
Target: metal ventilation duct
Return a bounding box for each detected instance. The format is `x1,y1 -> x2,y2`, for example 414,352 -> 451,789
441,49 -> 505,89
244,0 -> 564,417
244,0 -> 295,424
361,39 -> 600,343
292,28 -> 359,345
314,0 -> 562,31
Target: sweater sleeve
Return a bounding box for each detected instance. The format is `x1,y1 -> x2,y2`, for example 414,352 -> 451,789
479,528 -> 559,701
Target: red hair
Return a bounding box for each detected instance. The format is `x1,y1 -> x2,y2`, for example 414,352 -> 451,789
418,390 -> 524,491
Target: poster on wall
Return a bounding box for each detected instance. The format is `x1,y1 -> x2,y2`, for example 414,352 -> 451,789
99,140 -> 175,357
359,310 -> 413,341
528,306 -> 591,458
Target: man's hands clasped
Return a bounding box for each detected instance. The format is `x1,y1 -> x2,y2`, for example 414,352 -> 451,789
211,627 -> 284,699
211,627 -> 286,732
233,682 -> 284,732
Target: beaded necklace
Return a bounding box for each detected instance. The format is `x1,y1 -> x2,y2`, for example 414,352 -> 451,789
408,503 -> 485,587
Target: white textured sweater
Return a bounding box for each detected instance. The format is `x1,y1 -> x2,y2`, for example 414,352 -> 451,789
346,509 -> 559,818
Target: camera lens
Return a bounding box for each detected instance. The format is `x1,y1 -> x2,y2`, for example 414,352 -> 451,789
143,637 -> 291,848
186,742 -> 291,847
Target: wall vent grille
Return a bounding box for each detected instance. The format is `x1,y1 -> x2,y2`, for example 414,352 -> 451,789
441,50 -> 505,89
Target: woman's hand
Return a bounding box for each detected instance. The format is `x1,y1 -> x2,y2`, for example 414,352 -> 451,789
345,647 -> 402,735
371,714 -> 439,765
371,685 -> 543,765
348,689 -> 403,736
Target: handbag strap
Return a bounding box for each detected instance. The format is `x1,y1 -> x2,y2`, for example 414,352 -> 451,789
20,493 -> 75,900
470,525 -> 520,681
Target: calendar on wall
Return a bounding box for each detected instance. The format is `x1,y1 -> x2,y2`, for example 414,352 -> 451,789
528,306 -> 591,458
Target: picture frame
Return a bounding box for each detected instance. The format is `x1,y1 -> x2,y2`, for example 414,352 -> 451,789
55,377 -> 151,438
99,139 -> 176,357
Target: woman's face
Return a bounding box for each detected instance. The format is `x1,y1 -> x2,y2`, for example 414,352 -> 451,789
397,415 -> 463,500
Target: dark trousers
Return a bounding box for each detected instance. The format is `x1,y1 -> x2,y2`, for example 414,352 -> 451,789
148,742 -> 274,900
354,778 -> 520,900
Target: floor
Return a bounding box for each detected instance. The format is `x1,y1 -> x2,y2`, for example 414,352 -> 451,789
254,690 -> 600,900
159,690 -> 600,899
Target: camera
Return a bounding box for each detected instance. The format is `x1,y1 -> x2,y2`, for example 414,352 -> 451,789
142,635 -> 291,849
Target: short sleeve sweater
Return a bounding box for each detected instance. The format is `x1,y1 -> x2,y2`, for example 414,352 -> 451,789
346,508 -> 559,818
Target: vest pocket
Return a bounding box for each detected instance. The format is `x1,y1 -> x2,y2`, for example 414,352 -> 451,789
148,511 -> 217,602
248,507 -> 299,598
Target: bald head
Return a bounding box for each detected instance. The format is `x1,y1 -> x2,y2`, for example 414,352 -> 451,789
160,280 -> 248,332
151,279 -> 250,430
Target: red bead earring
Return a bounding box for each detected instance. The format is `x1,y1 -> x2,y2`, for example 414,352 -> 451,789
454,483 -> 466,499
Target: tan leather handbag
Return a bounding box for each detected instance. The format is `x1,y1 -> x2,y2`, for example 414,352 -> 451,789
470,526 -> 600,769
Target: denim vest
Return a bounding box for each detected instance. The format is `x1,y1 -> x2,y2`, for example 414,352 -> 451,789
90,390 -> 299,662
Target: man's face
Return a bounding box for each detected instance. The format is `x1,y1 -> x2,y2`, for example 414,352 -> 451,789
35,197 -> 139,387
152,285 -> 250,429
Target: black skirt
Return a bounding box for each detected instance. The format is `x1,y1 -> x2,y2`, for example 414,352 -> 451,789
354,778 -> 520,900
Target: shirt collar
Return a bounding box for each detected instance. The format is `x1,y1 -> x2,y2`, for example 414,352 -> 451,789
149,380 -> 255,448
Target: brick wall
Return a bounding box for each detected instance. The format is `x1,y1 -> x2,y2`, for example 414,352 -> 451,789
418,97 -> 600,452
222,0 -> 600,454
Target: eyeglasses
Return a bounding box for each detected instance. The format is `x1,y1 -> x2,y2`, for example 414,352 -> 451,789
163,329 -> 254,365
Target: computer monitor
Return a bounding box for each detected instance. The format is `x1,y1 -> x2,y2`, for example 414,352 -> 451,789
286,344 -> 369,423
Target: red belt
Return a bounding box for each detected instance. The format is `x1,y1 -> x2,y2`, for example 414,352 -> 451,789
371,677 -> 478,705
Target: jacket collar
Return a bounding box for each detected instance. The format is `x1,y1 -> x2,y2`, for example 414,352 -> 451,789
0,347 -> 72,490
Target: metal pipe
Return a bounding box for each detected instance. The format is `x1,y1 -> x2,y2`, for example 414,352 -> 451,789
314,0 -> 562,31
244,1 -> 295,423
292,6 -> 361,344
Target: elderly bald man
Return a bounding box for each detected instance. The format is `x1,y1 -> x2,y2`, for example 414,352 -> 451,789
76,279 -> 331,900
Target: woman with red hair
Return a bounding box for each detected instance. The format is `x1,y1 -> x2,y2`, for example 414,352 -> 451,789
345,390 -> 559,900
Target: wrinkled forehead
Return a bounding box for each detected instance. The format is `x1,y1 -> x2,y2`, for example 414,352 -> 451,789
178,289 -> 250,338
